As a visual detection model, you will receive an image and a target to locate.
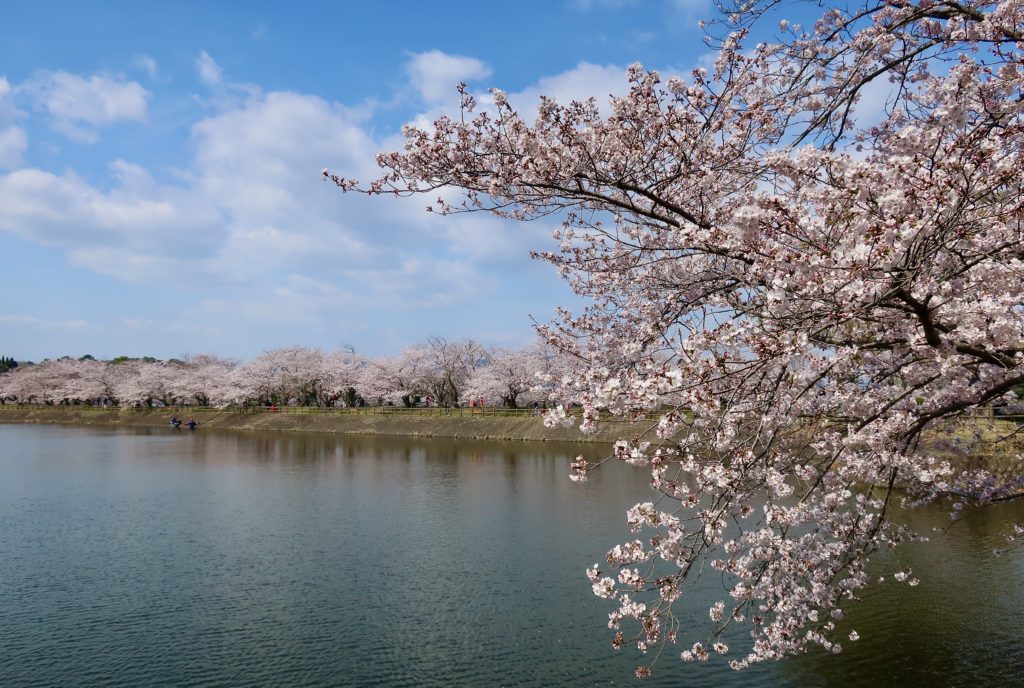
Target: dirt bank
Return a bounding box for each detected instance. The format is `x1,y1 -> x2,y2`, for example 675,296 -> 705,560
0,406 -> 633,444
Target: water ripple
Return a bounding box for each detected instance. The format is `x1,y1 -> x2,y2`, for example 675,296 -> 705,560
1,425 -> 1021,687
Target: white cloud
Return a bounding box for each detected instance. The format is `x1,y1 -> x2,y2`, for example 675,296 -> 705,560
120,316 -> 220,337
0,75 -> 16,117
68,246 -> 194,283
224,273 -> 360,327
406,50 -> 492,103
133,54 -> 158,79
0,126 -> 26,169
0,314 -> 90,331
0,77 -> 26,168
405,60 -> 630,139
0,82 -> 494,307
570,0 -> 637,10
341,255 -> 492,308
196,51 -> 223,87
0,57 -> 605,347
20,71 -> 148,143
0,163 -> 222,260
503,61 -> 627,115
853,74 -> 898,130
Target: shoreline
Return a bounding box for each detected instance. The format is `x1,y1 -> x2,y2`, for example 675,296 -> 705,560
0,406 -> 630,444
3,406 -> 1019,475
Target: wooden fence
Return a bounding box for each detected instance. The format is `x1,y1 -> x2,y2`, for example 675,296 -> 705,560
1,402 -> 1021,424
0,402 -> 550,419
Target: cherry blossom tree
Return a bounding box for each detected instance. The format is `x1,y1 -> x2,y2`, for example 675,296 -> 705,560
464,341 -> 575,408
0,367 -> 20,403
0,358 -> 108,405
113,360 -> 179,407
51,357 -> 108,404
362,347 -> 430,406
93,359 -> 128,405
327,0 -> 1024,674
26,358 -> 79,405
233,346 -> 330,406
463,346 -> 535,407
418,336 -> 490,407
522,338 -> 581,407
0,361 -> 48,404
361,339 -> 489,407
168,354 -> 238,406
322,349 -> 370,406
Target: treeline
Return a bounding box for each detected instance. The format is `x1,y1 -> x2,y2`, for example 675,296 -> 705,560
0,338 -> 576,409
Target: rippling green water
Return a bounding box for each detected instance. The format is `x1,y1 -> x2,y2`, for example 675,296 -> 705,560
1,424 -> 1021,687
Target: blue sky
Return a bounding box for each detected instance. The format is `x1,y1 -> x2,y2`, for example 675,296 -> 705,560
0,0 -> 715,361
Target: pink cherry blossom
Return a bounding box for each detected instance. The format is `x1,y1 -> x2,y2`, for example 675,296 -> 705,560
327,0 -> 1024,675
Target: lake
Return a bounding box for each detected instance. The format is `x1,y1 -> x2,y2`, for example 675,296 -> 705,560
1,424 -> 1022,687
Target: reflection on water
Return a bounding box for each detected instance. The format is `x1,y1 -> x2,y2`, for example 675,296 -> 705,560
0,424 -> 1021,687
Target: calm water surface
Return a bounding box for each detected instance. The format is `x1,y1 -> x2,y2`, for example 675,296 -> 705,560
1,424 -> 1021,687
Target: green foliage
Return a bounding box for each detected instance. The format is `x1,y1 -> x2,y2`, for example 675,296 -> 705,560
0,356 -> 18,373
110,355 -> 158,364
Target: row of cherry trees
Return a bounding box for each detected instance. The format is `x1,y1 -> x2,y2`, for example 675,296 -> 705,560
0,339 -> 576,409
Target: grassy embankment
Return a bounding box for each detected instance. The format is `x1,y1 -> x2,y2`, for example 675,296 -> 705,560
919,414 -> 1024,481
0,404 -> 636,443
